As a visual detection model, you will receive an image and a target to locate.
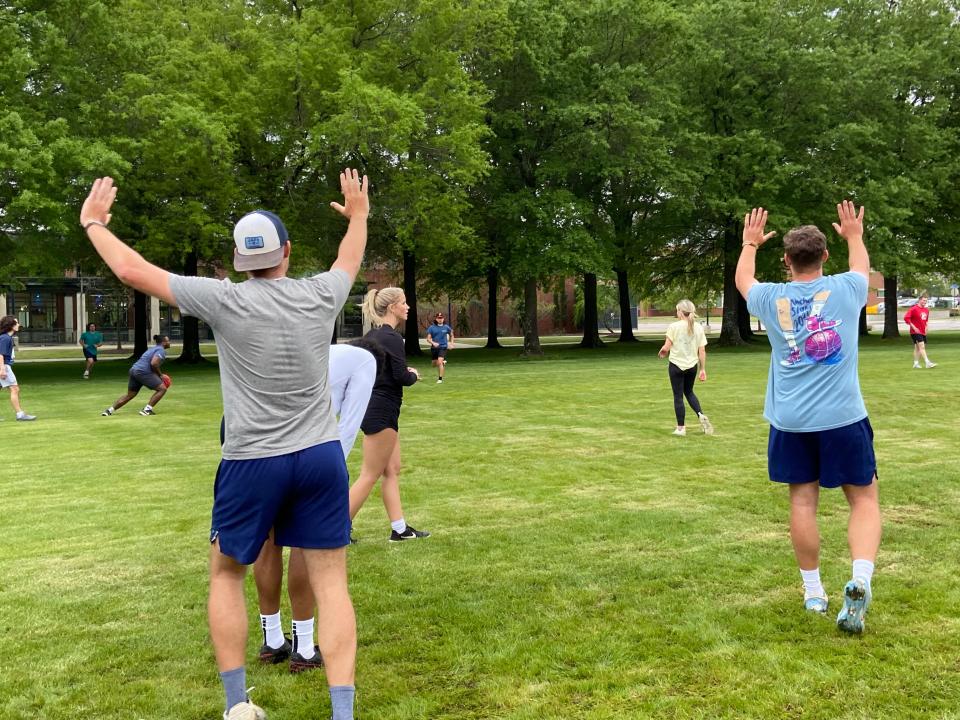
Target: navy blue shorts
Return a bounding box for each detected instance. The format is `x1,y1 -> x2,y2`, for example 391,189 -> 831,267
910,333 -> 927,344
431,346 -> 448,360
768,418 -> 877,488
83,349 -> 97,361
210,441 -> 350,564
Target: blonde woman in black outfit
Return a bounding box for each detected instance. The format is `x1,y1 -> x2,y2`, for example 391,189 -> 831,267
349,287 -> 430,541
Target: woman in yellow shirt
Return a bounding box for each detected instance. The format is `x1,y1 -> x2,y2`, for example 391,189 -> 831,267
658,299 -> 714,436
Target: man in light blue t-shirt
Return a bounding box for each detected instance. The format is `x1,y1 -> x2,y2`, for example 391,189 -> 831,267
736,201 -> 881,635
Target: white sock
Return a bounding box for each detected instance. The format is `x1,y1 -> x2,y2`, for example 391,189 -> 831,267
16,411 -> 25,418
852,559 -> 874,589
260,612 -> 284,649
391,518 -> 407,534
291,618 -> 316,658
800,568 -> 825,597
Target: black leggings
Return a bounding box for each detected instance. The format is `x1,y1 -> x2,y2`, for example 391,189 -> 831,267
668,362 -> 702,426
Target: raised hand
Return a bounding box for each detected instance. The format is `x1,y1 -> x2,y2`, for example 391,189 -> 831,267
80,177 -> 118,227
742,207 -> 777,248
831,200 -> 864,241
330,168 -> 370,220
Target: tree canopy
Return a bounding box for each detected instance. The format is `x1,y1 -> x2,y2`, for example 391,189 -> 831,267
2,0 -> 958,348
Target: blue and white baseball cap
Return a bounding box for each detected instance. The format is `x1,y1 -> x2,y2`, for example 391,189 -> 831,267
233,210 -> 289,272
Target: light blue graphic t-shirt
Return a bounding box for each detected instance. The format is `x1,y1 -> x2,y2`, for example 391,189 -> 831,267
747,271 -> 868,432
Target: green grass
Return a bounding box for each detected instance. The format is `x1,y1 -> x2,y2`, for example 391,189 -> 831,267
2,333 -> 959,719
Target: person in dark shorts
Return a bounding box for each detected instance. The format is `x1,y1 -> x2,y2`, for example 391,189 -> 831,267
80,322 -> 103,379
904,294 -> 936,369
100,335 -> 170,416
737,201 -> 881,634
425,312 -> 454,383
81,168 -> 368,720
348,287 -> 430,542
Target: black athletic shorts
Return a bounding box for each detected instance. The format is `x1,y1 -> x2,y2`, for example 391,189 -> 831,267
910,333 -> 927,344
431,346 -> 448,360
361,394 -> 401,435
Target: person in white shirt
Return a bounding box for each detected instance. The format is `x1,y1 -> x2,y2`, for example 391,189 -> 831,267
252,338 -> 382,672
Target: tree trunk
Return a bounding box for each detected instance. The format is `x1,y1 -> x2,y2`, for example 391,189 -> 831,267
737,293 -> 754,341
614,268 -> 637,342
719,223 -> 746,345
579,272 -> 603,348
522,277 -> 542,356
882,274 -> 899,338
402,249 -> 422,356
132,290 -> 148,359
859,306 -> 868,336
177,250 -> 204,363
485,265 -> 503,349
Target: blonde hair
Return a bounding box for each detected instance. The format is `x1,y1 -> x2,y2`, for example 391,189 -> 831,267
362,287 -> 404,332
676,299 -> 697,334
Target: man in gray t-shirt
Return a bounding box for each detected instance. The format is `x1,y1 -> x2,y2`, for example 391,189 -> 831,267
80,169 -> 369,720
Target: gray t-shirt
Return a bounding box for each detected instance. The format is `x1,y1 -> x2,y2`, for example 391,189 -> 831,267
170,270 -> 352,460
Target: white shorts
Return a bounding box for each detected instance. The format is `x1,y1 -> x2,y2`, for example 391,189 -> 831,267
0,367 -> 18,388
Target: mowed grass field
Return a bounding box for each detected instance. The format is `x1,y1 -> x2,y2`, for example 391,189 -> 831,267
2,333 -> 959,720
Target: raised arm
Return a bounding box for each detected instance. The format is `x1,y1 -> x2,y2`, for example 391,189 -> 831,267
80,178 -> 175,305
831,200 -> 869,278
329,168 -> 370,283
736,208 -> 777,299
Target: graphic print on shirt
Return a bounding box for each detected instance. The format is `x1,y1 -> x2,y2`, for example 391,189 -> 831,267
774,290 -> 842,367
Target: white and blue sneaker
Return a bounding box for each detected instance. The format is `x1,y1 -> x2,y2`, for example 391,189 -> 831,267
836,578 -> 871,633
803,591 -> 828,614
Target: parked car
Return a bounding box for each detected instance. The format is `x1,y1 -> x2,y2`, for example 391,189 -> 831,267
897,297 -> 918,307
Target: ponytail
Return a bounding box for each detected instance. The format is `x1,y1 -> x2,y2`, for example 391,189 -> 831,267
362,287 -> 404,333
676,299 -> 697,335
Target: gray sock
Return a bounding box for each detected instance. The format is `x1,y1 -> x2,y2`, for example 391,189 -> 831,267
219,666 -> 247,713
330,685 -> 355,720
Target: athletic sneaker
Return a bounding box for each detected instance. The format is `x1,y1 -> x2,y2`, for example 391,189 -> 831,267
913,362 -> 921,369
101,408 -> 114,416
803,591 -> 828,614
672,428 -> 686,436
698,414 -> 714,435
437,378 -> 443,383
289,646 -> 324,674
389,525 -> 431,542
926,362 -> 937,368
258,636 -> 291,664
83,371 -> 90,379
139,407 -> 155,416
224,700 -> 266,720
836,578 -> 872,634
15,414 -> 37,421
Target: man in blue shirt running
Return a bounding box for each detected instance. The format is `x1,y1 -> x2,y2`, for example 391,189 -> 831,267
425,312 -> 454,383
736,201 -> 881,634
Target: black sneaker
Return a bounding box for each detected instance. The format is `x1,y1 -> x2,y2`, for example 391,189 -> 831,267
389,525 -> 431,542
258,636 -> 292,664
289,645 -> 324,674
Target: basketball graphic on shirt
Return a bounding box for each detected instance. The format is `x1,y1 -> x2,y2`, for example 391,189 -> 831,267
804,329 -> 842,363
800,313 -> 843,364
